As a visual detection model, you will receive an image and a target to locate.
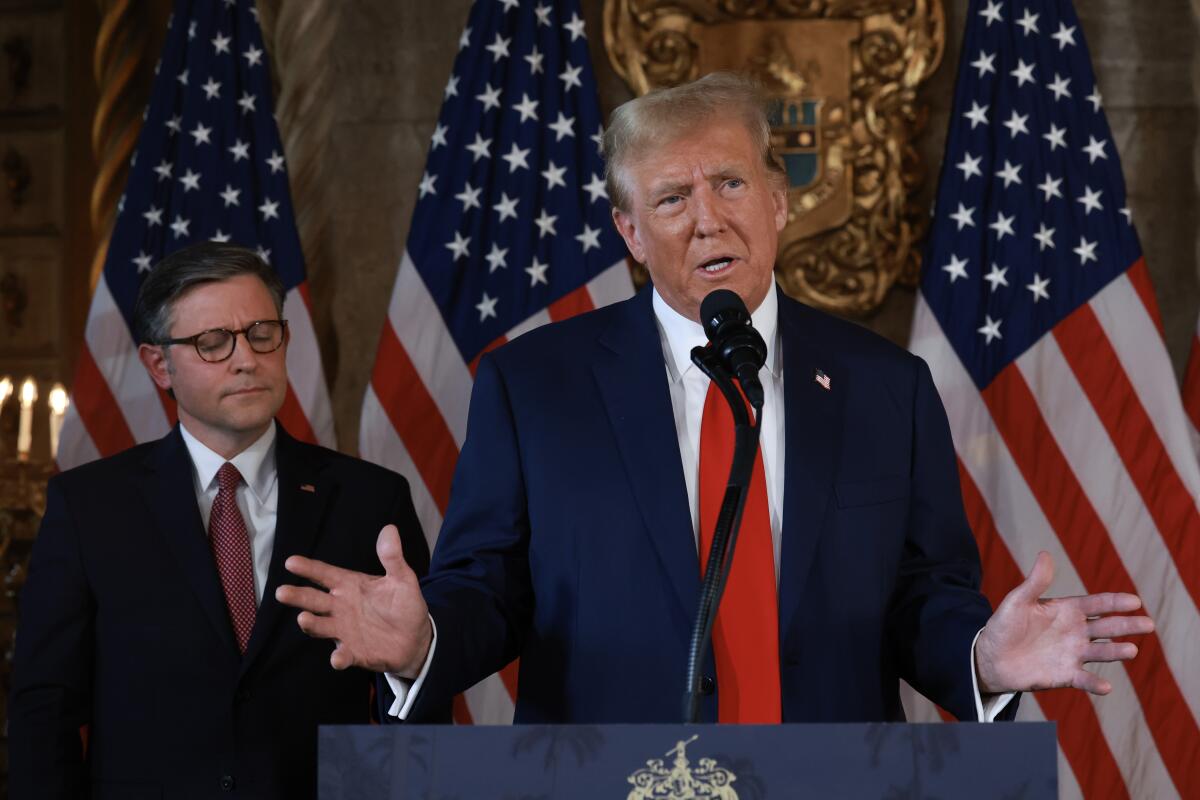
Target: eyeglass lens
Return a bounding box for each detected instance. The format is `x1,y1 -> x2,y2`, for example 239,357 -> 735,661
195,321 -> 284,362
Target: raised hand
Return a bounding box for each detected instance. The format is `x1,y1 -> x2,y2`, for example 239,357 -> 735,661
275,524 -> 433,676
975,551 -> 1155,695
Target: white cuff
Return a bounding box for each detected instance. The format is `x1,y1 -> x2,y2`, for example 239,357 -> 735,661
384,615 -> 437,720
971,628 -> 1016,722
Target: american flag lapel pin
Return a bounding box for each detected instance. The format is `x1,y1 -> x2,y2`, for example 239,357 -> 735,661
300,483 -> 316,493
815,369 -> 831,391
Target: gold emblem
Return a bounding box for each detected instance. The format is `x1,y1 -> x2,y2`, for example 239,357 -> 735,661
626,735 -> 739,799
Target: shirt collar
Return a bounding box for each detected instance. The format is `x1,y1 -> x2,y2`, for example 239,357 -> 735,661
179,421 -> 278,504
651,283 -> 781,382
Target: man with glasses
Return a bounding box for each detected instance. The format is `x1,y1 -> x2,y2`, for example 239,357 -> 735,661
9,242 -> 432,799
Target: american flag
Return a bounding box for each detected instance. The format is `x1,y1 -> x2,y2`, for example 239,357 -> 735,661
909,1 -> 1200,797
57,0 -> 334,470
357,0 -> 632,723
1185,323 -> 1200,453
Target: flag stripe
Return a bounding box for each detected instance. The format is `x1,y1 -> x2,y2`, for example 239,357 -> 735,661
463,672 -> 516,724
71,344 -> 137,457
547,283 -> 594,321
1125,258 -> 1165,334
283,284 -> 334,446
1182,328 -> 1200,447
276,384 -> 317,447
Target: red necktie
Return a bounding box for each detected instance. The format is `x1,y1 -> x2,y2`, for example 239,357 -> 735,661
209,462 -> 257,653
698,381 -> 782,723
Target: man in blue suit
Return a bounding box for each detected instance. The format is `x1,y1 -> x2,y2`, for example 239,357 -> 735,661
278,73 -> 1152,724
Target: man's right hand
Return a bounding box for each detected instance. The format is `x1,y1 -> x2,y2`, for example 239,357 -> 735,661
275,524 -> 432,676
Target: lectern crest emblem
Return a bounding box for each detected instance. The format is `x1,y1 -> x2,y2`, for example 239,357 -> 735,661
626,735 -> 739,799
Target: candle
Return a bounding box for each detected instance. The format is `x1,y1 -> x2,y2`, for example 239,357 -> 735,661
0,376 -> 11,416
48,383 -> 68,459
17,376 -> 36,458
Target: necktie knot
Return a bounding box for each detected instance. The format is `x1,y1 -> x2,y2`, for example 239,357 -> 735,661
217,462 -> 243,493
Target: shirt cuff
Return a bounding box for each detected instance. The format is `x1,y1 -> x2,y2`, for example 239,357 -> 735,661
971,627 -> 1016,722
384,615 -> 437,720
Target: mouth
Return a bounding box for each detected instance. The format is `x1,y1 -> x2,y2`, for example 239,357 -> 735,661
224,387 -> 268,398
696,256 -> 737,275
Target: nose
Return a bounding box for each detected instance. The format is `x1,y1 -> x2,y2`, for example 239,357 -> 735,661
692,183 -> 726,238
228,331 -> 260,371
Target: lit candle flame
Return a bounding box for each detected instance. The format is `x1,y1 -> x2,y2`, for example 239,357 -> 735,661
20,376 -> 37,406
0,376 -> 12,408
49,384 -> 69,414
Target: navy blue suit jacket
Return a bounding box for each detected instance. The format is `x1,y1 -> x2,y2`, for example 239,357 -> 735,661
411,286 -> 1003,725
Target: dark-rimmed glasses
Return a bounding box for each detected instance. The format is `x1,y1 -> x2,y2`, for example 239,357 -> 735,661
157,320 -> 288,363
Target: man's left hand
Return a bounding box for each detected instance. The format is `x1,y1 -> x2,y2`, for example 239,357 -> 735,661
975,551 -> 1155,695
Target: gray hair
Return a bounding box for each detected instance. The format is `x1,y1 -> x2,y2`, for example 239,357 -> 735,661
133,242 -> 285,345
603,71 -> 785,212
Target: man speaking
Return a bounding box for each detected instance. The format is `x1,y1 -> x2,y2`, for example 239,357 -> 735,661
278,73 -> 1152,724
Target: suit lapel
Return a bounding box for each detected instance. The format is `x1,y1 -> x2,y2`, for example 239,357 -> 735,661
592,288 -> 699,620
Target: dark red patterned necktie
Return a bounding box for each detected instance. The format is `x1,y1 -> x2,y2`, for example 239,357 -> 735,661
209,462 -> 257,653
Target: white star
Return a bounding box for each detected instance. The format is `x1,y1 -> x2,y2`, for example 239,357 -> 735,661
484,242 -> 509,272
963,101 -> 989,129
202,77 -> 221,99
266,151 -> 285,173
170,214 -> 190,238
179,168 -> 201,192
212,33 -> 231,54
950,203 -> 975,230
153,159 -> 173,181
1010,59 -> 1036,88
1083,135 -> 1108,164
458,28 -> 471,50
1026,273 -> 1051,302
534,209 -> 557,237
188,21 -> 197,40
1002,110 -> 1029,138
243,45 -> 263,67
559,63 -> 583,91
455,183 -> 482,211
956,152 -> 982,180
983,263 -> 1010,292
1034,222 -> 1055,251
446,231 -> 471,260
494,192 -> 519,222
1074,236 -> 1099,265
563,12 -> 586,41
444,75 -> 459,99
995,159 -> 1022,188
1077,186 -> 1103,215
220,184 -> 241,207
534,3 -> 552,26
228,139 -> 250,161
513,93 -> 539,123
501,142 -> 530,172
117,194 -> 125,213
1087,88 -> 1102,112
258,198 -> 280,220
1052,22 -> 1077,50
418,172 -> 437,199
476,292 -> 498,321
591,126 -> 604,152
190,122 -> 212,145
498,0 -> 519,11
979,1 -> 1003,25
238,92 -> 256,114
978,315 -> 1003,344
549,112 -> 575,141
576,224 -> 601,253
431,123 -> 448,149
476,83 -> 501,112
1047,73 -> 1071,100
1120,206 -> 1133,224
583,173 -> 607,203
989,211 -> 1016,240
165,114 -> 182,135
466,133 -> 492,162
526,257 -> 549,286
1038,174 -> 1063,201
970,50 -> 996,77
143,205 -> 163,226
1043,124 -> 1067,151
542,161 -> 567,190
942,254 -> 969,283
133,251 -> 153,272
255,246 -> 272,264
211,230 -> 231,243
177,69 -> 189,86
485,33 -> 511,62
1017,9 -> 1040,35
525,46 -> 544,75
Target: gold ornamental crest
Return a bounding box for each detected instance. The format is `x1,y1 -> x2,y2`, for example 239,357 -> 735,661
626,735 -> 739,799
603,1 -> 946,315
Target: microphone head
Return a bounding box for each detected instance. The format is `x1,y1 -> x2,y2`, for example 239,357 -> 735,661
699,289 -> 751,343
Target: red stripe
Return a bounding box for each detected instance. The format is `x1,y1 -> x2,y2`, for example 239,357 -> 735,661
547,284 -> 595,322
71,344 -> 135,456
1054,304 -> 1200,613
499,659 -> 519,699
276,383 -> 318,445
983,364 -> 1200,797
371,321 -> 458,513
958,458 -> 1129,800
1125,258 -> 1165,335
468,335 -> 508,378
297,280 -> 313,309
1184,334 -> 1200,434
452,694 -> 473,724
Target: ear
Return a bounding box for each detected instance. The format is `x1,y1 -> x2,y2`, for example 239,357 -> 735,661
772,180 -> 788,233
138,343 -> 174,391
611,206 -> 646,264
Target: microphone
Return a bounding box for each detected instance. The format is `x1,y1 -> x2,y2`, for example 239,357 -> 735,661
699,289 -> 766,409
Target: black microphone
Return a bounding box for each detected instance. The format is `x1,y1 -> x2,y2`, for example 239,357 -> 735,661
699,289 -> 767,409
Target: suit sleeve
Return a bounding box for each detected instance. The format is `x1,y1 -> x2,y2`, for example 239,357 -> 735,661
886,357 -> 1019,722
9,477 -> 94,798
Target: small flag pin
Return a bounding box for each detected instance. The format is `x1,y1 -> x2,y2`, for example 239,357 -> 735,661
300,483 -> 316,493
815,369 -> 831,391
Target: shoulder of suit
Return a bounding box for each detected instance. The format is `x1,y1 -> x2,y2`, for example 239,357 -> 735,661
483,293 -> 634,371
50,437 -> 162,492
780,292 -> 923,375
284,437 -> 411,489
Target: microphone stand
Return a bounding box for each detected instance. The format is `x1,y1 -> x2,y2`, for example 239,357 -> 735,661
682,345 -> 764,724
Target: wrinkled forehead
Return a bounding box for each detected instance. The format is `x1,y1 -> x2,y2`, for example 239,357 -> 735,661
625,123 -> 763,189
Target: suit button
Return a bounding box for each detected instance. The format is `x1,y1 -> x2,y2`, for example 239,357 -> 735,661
220,775 -> 235,791
700,676 -> 715,695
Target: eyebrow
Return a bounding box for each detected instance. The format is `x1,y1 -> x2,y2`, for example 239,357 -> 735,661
646,166 -> 745,198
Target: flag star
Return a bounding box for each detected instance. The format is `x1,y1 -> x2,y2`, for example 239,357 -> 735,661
1034,222 -> 1055,251
978,315 -> 1002,344
956,152 -> 982,180
1077,186 -> 1103,215
576,224 -> 601,252
498,0 -> 519,11
1043,124 -> 1067,151
1010,59 -> 1036,87
995,160 -> 1022,188
591,126 -> 604,152
1074,236 -> 1099,264
963,101 -> 989,129
188,21 -> 197,39
1026,273 -> 1051,302
942,254 -> 969,283
456,183 -> 482,211
177,69 -> 189,86
950,203 -> 975,230
1120,206 -> 1133,224
243,45 -> 263,67
494,192 -> 519,222
249,6 -> 259,19
211,229 -> 231,243
265,151 -> 285,174
583,173 -> 607,203
258,198 -> 280,220
1002,110 -> 1029,138
143,205 -> 163,226
970,50 -> 996,77
1052,22 -> 1077,50
431,122 -> 448,149
1047,73 -> 1071,100
989,211 -> 1015,240
255,246 -> 272,264
983,263 -> 1010,292
485,33 -> 511,62
228,139 -> 250,161
526,256 -> 549,286
563,12 -> 586,41
484,243 -> 509,272
165,114 -> 182,135
513,93 -> 539,123
117,194 -> 125,213
446,231 -> 471,260
418,172 -> 437,199
202,77 -> 221,99
549,112 -> 576,141
170,215 -> 190,238
1038,174 -> 1063,201
476,292 -> 498,321
559,63 -> 583,91
444,75 -> 459,99
501,142 -> 531,172
534,209 -> 557,237
979,2 -> 1003,24
466,133 -> 493,161
190,122 -> 212,145
212,32 -> 231,54
1083,135 -> 1108,164
1016,9 -> 1040,35
1087,88 -> 1102,112
153,159 -> 173,181
542,161 -> 567,190
476,83 -> 502,111
535,3 -> 552,26
458,27 -> 471,50
133,251 -> 153,273
238,92 -> 256,114
179,168 -> 201,192
525,46 -> 544,75
220,184 -> 241,207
